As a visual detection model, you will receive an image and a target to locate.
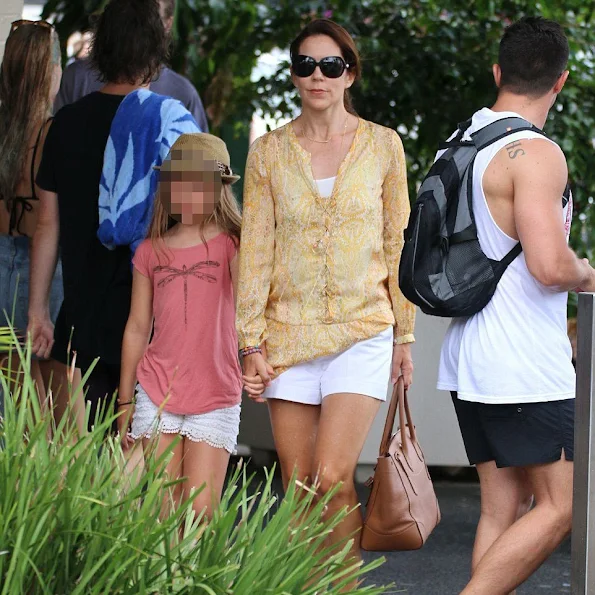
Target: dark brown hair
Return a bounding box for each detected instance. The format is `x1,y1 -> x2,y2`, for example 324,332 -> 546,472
499,17 -> 569,98
290,19 -> 362,115
90,0 -> 169,85
0,24 -> 56,203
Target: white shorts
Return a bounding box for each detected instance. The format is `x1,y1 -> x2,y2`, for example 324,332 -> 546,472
264,326 -> 393,405
130,385 -> 241,454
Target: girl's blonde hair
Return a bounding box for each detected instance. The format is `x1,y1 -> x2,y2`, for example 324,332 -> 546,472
148,180 -> 242,264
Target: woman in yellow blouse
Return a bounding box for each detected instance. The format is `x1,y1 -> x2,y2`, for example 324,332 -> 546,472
236,19 -> 416,566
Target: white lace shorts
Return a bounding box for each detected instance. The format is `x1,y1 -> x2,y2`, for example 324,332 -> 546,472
130,385 -> 241,454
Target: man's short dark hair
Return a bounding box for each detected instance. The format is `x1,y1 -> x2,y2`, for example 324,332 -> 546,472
499,17 -> 569,98
90,0 -> 169,85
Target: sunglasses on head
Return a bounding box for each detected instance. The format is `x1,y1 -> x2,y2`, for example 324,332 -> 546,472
292,55 -> 350,79
10,19 -> 54,34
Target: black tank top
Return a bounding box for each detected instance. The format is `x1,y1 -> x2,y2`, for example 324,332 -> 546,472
2,119 -> 50,236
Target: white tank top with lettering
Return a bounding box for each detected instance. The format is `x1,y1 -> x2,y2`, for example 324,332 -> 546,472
437,108 -> 575,404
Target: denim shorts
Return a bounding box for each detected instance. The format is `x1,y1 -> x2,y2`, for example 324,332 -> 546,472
0,234 -> 63,350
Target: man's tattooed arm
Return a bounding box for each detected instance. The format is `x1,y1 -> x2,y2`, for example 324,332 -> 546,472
506,140 -> 526,159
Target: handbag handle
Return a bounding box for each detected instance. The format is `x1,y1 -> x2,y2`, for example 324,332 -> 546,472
379,377 -> 417,457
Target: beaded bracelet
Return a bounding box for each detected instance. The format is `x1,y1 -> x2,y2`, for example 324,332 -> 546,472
240,346 -> 262,357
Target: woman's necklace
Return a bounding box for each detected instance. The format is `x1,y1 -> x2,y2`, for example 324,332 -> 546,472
301,115 -> 349,144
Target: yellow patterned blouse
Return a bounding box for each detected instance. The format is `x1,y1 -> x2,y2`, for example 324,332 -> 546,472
236,118 -> 416,375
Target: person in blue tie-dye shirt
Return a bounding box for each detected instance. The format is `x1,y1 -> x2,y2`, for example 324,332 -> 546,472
29,0 -> 198,433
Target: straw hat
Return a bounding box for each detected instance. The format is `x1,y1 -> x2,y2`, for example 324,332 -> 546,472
154,133 -> 240,184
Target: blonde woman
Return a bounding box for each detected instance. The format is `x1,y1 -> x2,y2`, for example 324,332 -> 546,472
236,19 -> 415,567
0,20 -> 63,414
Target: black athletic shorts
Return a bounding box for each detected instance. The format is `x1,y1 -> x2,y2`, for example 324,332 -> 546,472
451,392 -> 575,468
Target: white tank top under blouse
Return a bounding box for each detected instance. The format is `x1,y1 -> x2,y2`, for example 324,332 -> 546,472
437,108 -> 575,404
315,176 -> 336,198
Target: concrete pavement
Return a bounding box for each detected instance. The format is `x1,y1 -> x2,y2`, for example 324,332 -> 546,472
241,460 -> 571,594
362,482 -> 571,594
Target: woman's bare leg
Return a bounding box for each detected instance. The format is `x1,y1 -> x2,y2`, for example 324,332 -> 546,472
313,392 -> 381,590
143,434 -> 184,519
267,399 -> 321,490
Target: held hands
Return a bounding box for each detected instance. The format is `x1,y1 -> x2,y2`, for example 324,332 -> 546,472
242,345 -> 274,403
242,342 -> 413,399
27,310 -> 55,359
392,342 -> 414,389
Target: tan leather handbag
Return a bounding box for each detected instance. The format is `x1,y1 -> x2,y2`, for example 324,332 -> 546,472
361,378 -> 441,551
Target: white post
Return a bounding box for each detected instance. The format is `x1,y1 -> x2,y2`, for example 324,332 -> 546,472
572,292 -> 595,594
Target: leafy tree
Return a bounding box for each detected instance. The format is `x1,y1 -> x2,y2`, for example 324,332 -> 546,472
43,0 -> 595,268
254,1 -> 595,264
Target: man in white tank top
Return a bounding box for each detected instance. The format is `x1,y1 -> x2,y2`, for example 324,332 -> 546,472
436,18 -> 595,595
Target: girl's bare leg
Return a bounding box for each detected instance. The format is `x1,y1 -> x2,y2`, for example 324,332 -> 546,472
143,433 -> 184,519
182,438 -> 231,520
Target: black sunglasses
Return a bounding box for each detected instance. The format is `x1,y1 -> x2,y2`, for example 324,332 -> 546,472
292,55 -> 350,79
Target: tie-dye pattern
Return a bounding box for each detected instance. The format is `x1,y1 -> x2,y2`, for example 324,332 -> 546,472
97,89 -> 201,256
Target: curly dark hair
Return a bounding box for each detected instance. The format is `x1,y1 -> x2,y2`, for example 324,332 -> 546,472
90,0 -> 169,85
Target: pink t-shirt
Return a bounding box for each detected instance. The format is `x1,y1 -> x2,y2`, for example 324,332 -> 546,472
132,234 -> 242,415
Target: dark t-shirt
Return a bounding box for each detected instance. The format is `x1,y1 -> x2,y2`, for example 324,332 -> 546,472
37,92 -> 131,368
54,58 -> 209,133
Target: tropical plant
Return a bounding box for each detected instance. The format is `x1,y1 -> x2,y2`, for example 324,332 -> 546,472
0,327 -> 12,353
0,328 -> 388,594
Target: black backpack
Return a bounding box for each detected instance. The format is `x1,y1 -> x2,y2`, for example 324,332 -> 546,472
399,116 -> 556,318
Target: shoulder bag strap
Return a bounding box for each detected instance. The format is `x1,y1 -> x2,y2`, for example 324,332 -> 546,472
379,377 -> 416,457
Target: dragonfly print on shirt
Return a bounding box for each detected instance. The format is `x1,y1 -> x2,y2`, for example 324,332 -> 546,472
154,260 -> 220,326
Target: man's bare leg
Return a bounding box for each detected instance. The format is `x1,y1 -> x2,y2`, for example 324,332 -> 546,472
461,453 -> 572,595
472,461 -> 533,595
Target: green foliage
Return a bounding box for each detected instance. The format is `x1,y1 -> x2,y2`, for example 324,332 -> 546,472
42,0 -> 595,260
253,0 -> 595,262
42,0 -> 595,313
0,329 -> 388,594
0,327 -> 12,352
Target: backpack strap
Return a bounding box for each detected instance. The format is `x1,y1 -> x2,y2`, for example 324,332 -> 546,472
501,242 -> 523,266
438,118 -> 475,150
471,116 -> 546,151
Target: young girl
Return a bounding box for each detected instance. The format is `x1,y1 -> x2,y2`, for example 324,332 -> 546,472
117,133 -> 242,518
